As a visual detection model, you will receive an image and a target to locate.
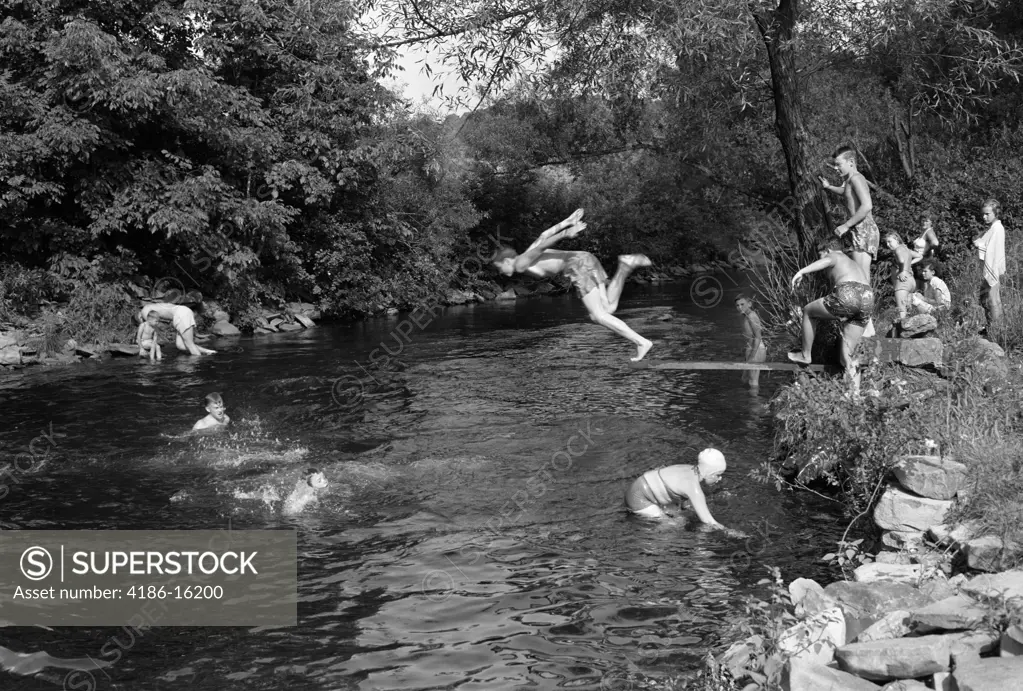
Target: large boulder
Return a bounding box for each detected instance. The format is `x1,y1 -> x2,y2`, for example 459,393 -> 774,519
789,578 -> 835,618
855,610 -> 912,644
1001,625 -> 1023,657
874,483 -> 953,531
909,594 -> 987,633
861,337 -> 943,367
782,658 -> 879,691
211,321 -> 241,336
961,569 -> 1023,601
944,336 -> 1009,382
0,345 -> 22,366
900,314 -> 938,338
952,656 -> 1023,691
835,635 -> 951,680
891,455 -> 967,500
496,290 -> 517,301
824,581 -> 937,641
852,564 -> 923,585
962,535 -> 1022,572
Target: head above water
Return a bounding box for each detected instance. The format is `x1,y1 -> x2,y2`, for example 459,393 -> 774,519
303,467 -> 328,489
204,392 -> 227,421
697,448 -> 726,484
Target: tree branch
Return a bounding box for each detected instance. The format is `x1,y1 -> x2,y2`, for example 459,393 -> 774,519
380,4 -> 544,49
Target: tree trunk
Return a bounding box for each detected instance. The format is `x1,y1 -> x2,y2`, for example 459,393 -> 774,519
752,0 -> 826,259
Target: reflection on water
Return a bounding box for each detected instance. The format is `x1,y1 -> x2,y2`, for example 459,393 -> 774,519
0,283 -> 843,689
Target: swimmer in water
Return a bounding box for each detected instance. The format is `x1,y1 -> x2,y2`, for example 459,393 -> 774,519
624,448 -> 745,536
282,468 -> 329,516
193,392 -> 231,431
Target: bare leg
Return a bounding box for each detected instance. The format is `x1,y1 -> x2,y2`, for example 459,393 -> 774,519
749,343 -> 766,388
842,322 -> 866,397
581,289 -> 653,361
987,283 -> 1003,323
894,289 -> 910,322
787,298 -> 837,364
178,327 -> 217,356
605,254 -> 652,312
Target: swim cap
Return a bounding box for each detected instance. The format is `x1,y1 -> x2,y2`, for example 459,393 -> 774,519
697,448 -> 726,475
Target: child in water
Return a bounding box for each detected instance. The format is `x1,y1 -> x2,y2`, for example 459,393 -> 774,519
282,468 -> 329,516
136,311 -> 163,361
193,392 -> 231,431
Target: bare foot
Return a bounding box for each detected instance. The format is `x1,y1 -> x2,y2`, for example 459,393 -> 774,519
564,208 -> 584,227
787,351 -> 811,365
564,222 -> 587,238
632,339 -> 653,362
862,318 -> 876,338
619,254 -> 652,269
199,347 -> 217,355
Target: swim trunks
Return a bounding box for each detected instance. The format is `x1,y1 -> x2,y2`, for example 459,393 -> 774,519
848,214 -> 880,260
563,252 -> 608,299
821,282 -> 875,328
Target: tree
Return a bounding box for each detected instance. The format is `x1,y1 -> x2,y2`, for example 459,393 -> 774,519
365,0 -> 1023,255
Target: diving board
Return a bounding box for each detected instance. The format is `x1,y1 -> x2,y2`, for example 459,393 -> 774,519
629,360 -> 840,373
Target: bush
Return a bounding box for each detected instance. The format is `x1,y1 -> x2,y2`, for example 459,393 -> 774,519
764,363 -> 945,521
0,264 -> 57,321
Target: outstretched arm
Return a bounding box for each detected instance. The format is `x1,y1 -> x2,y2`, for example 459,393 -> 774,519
791,255 -> 835,289
686,486 -> 722,528
818,176 -> 845,196
525,209 -> 584,252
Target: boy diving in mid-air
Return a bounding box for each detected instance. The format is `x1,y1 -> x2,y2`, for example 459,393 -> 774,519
491,209 -> 655,361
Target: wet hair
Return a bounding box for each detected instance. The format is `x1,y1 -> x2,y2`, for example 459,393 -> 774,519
204,392 -> 224,406
982,198 -> 1001,218
832,146 -> 856,164
919,258 -> 943,276
817,237 -> 844,253
490,247 -> 518,264
303,467 -> 321,478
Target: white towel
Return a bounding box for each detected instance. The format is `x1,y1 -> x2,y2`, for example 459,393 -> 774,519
974,219 -> 1006,286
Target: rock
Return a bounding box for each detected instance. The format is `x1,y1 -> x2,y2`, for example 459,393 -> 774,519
0,346 -> 22,366
212,309 -> 230,323
952,655 -> 1023,690
75,345 -> 100,358
861,337 -> 943,367
853,563 -> 923,585
946,337 -> 1009,382
511,285 -> 533,297
253,326 -> 274,335
496,290 -> 517,301
962,535 -> 1021,572
717,640 -> 752,678
1000,624 -> 1023,657
445,290 -> 472,305
294,314 -> 316,328
782,658 -> 879,691
910,594 -> 987,633
278,322 -> 303,332
892,455 -> 968,500
946,628 -> 1000,656
0,333 -> 21,350
961,569 -> 1023,602
255,316 -> 276,331
875,551 -> 913,565
824,581 -> 937,641
881,531 -> 925,550
269,317 -> 285,328
107,343 -> 140,356
62,338 -> 77,352
880,681 -> 928,690
211,321 -> 241,336
789,578 -> 835,618
931,671 -> 954,691
928,522 -> 981,548
874,483 -> 953,531
900,314 -> 938,338
835,635 -> 951,680
856,610 -> 912,643
532,282 -> 556,294
777,606 -> 846,665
